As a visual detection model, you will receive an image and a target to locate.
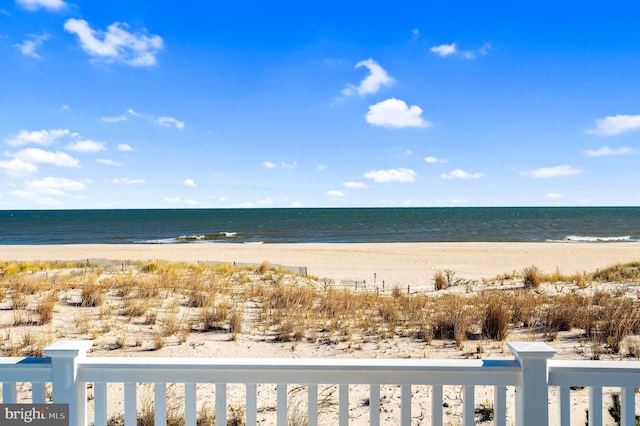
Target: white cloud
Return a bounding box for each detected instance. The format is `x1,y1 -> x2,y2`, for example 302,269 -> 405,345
10,148 -> 79,167
16,0 -> 66,11
430,42 -> 491,59
326,190 -> 344,197
364,168 -> 417,183
127,109 -> 141,117
341,59 -> 394,96
0,159 -> 38,176
263,161 -> 276,169
257,198 -> 275,206
157,116 -> 185,129
63,19 -> 163,67
584,146 -> 635,157
66,139 -> 106,152
5,128 -> 69,146
411,29 -> 420,40
520,165 -> 584,178
548,193 -> 563,198
430,43 -> 457,57
183,178 -> 196,187
183,199 -> 200,206
97,159 -> 122,166
24,177 -> 85,195
588,115 -> 640,136
280,161 -> 297,169
366,98 -> 430,128
292,201 -> 304,207
102,115 -> 127,123
117,144 -> 133,152
61,104 -> 70,111
112,178 -> 145,184
14,34 -> 50,59
343,181 -> 368,189
439,169 -> 485,179
424,156 -> 447,164
316,164 -> 327,171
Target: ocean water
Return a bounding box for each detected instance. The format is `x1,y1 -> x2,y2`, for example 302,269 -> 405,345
0,207 -> 638,245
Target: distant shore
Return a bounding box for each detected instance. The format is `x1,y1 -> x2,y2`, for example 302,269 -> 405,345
1,242 -> 639,285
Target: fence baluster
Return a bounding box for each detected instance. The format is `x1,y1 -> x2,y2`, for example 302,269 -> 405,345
401,384 -> 411,425
246,384 -> 257,426
431,385 -> 443,426
124,382 -> 136,426
308,384 -> 318,426
369,384 -> 380,426
277,383 -> 287,426
154,383 -> 166,426
94,382 -> 107,426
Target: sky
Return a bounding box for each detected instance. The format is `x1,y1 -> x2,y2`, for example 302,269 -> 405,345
1,0 -> 639,209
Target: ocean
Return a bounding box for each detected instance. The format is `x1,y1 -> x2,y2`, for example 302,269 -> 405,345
0,207 -> 638,245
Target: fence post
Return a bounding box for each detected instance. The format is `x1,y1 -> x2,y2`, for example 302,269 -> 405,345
508,342 -> 555,426
44,340 -> 94,426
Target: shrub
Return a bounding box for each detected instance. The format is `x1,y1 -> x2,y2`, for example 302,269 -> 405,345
481,292 -> 511,341
434,270 -> 448,290
522,265 -> 543,289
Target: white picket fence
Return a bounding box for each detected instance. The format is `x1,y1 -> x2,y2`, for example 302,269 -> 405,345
0,340 -> 639,425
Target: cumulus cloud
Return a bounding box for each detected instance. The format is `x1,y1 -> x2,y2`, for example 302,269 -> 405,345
366,98 -> 430,128
424,156 -> 447,164
63,18 -> 163,67
343,181 -> 368,189
326,190 -> 344,197
112,178 -> 145,184
520,165 -> 584,178
439,169 -> 485,179
24,177 -> 85,195
0,158 -> 38,176
101,115 -> 127,123
66,139 -> 106,152
157,116 -> 185,129
97,159 -> 122,166
10,148 -> 79,167
588,115 -> 640,136
364,168 -> 417,183
430,43 -> 457,57
127,109 -> 141,117
584,146 -> 634,156
5,128 -> 70,146
183,178 -> 196,187
117,144 -> 133,152
263,161 -> 276,169
16,0 -> 66,11
341,59 -> 394,96
14,33 -> 50,59
548,193 -> 563,198
430,42 -> 491,59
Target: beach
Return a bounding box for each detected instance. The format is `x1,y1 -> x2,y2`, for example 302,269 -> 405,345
2,242 -> 639,284
2,242 -> 640,424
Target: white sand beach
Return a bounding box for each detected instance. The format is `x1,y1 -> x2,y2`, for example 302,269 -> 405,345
2,242 -> 640,284
2,242 -> 639,424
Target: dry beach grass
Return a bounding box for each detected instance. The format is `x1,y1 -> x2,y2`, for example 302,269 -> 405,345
1,242 -> 640,424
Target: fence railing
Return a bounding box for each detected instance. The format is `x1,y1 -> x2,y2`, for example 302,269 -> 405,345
1,340 -> 639,425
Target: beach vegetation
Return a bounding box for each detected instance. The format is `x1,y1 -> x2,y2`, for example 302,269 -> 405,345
592,261 -> 640,282
522,265 -> 543,289
2,258 -> 640,362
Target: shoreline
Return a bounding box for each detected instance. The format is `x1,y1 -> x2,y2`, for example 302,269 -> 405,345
1,242 -> 639,283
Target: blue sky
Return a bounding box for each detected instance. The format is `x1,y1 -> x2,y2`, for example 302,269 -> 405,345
1,0 -> 639,209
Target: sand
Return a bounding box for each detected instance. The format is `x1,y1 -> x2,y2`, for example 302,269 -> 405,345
2,242 -> 639,424
2,242 -> 639,284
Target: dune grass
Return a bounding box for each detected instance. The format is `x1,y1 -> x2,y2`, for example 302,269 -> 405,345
1,260 -> 640,360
